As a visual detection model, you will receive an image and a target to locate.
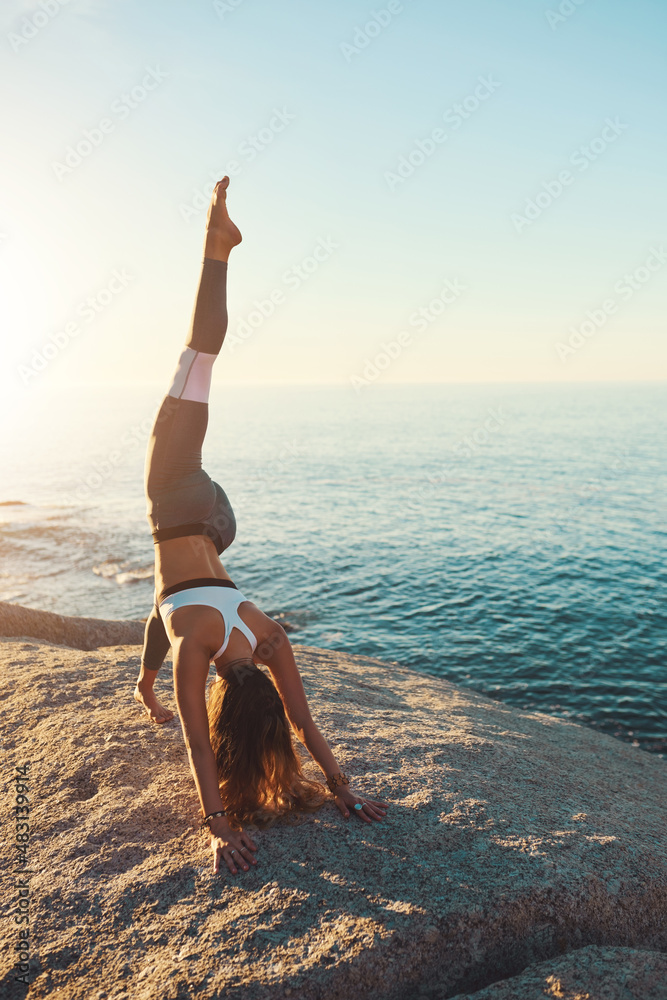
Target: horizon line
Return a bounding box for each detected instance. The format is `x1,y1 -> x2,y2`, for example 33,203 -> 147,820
26,378 -> 667,389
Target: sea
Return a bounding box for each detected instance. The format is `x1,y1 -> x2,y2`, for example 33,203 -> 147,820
1,382 -> 665,757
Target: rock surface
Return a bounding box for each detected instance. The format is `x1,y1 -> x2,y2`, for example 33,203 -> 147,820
450,945 -> 667,1000
0,599 -> 144,650
0,607 -> 665,1000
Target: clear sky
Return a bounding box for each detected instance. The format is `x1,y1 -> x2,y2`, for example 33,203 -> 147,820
1,0 -> 666,405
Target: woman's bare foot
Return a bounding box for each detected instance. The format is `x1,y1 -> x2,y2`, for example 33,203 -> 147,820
133,681 -> 174,724
204,176 -> 242,262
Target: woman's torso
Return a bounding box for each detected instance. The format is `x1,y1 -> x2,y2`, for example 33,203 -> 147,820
154,536 -> 276,667
154,535 -> 231,593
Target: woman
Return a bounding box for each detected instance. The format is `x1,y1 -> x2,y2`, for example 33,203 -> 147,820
133,177 -> 388,875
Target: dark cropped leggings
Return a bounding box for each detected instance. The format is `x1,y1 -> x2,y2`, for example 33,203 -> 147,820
141,257 -> 235,671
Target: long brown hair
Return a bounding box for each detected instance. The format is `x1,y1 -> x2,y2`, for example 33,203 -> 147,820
207,659 -> 327,828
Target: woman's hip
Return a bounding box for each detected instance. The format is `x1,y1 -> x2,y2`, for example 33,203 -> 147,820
146,470 -> 217,530
147,475 -> 237,555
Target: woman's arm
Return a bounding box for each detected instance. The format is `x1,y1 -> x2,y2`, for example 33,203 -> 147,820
173,637 -> 226,816
172,636 -> 258,873
254,624 -> 332,761
256,625 -> 388,823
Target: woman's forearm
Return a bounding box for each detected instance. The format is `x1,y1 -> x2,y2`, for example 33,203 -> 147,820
187,743 -> 225,817
300,719 -> 342,778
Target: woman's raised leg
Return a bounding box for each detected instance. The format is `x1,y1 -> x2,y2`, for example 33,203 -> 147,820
144,176 -> 242,517
134,178 -> 242,723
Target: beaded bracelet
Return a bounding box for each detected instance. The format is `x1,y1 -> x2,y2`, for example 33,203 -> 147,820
326,772 -> 350,795
200,809 -> 226,835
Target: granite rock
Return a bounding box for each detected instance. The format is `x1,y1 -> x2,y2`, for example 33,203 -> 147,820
449,945 -> 667,1000
0,611 -> 665,1000
0,599 -> 144,650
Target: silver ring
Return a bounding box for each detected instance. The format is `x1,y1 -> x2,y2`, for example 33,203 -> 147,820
354,803 -> 363,811
230,849 -> 237,855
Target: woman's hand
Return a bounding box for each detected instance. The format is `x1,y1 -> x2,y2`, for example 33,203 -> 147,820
208,815 -> 258,874
333,786 -> 389,824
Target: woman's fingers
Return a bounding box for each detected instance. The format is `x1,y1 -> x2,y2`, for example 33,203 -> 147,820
334,793 -> 389,822
229,837 -> 259,871
234,843 -> 259,871
335,797 -> 351,819
212,841 -> 256,875
237,833 -> 258,866
231,848 -> 248,872
240,832 -> 258,853
356,805 -> 372,823
212,844 -> 236,875
362,802 -> 386,821
351,800 -> 387,823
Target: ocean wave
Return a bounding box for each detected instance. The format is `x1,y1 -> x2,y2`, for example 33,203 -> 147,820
92,560 -> 154,586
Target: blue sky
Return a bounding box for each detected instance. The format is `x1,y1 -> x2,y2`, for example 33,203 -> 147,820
0,0 -> 665,403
